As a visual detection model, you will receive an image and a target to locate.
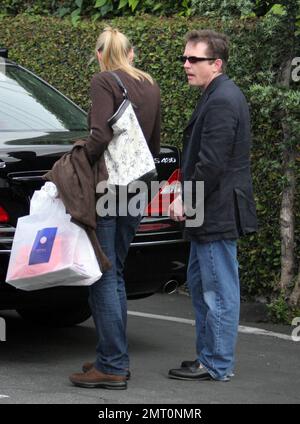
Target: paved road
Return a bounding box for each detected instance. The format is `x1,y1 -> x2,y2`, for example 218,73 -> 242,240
0,292 -> 299,404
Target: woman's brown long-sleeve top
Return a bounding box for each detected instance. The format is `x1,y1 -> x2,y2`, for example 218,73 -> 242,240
85,69 -> 161,183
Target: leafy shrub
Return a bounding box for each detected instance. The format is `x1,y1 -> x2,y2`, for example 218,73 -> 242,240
0,0 -> 193,21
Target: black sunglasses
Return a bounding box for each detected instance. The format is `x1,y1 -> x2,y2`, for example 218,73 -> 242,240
180,56 -> 216,64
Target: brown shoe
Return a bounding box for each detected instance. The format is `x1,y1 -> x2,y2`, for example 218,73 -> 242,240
69,367 -> 127,390
82,361 -> 131,380
82,361 -> 94,373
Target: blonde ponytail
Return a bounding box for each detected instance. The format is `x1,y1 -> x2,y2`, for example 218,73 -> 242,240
95,27 -> 153,84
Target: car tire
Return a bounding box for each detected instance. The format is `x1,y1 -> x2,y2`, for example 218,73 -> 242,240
16,303 -> 91,327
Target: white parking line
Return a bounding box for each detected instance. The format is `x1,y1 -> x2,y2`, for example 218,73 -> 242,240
128,311 -> 293,341
0,395 -> 9,399
238,325 -> 292,341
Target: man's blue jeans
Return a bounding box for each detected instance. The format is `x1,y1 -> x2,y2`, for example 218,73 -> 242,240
89,212 -> 142,376
187,239 -> 240,381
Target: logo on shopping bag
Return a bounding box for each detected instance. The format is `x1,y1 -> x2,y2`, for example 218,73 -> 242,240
29,227 -> 58,265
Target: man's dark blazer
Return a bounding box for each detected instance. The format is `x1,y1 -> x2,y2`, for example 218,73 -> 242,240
181,74 -> 258,242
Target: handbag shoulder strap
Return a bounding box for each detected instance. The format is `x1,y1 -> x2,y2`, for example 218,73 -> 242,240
110,71 -> 128,99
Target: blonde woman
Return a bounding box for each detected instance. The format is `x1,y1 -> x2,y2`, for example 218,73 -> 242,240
69,27 -> 161,390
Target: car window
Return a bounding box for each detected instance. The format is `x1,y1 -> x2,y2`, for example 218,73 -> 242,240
0,64 -> 87,131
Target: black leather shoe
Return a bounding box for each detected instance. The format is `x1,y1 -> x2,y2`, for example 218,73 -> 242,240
181,360 -> 234,378
181,359 -> 199,368
168,364 -> 212,381
169,364 -> 231,382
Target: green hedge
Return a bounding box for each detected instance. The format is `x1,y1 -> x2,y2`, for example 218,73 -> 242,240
1,14 -> 299,300
0,0 -> 194,21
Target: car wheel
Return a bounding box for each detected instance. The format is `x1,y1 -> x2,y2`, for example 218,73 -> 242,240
16,303 -> 91,327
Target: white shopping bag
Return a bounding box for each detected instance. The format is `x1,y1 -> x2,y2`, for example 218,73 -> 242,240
6,183 -> 102,291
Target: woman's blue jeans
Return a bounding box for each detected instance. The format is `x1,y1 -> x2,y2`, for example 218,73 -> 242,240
187,239 -> 240,381
89,212 -> 142,376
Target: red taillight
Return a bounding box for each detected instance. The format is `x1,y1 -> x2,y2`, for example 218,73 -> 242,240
144,169 -> 182,216
138,223 -> 172,232
0,206 -> 9,223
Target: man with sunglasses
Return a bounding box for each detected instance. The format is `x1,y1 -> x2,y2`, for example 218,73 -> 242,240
168,30 -> 257,382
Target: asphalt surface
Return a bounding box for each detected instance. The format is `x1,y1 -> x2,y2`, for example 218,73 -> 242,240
0,292 -> 299,404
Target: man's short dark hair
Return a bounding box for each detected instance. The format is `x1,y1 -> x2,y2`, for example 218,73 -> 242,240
185,29 -> 229,72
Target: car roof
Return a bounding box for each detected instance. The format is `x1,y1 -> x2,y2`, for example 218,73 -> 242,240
0,58 -> 16,66
0,49 -> 17,66
0,48 -> 8,58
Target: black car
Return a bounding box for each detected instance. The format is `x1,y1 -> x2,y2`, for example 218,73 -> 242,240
0,49 -> 189,326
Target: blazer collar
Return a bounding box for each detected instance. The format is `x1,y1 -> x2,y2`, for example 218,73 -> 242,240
204,73 -> 229,97
185,74 -> 229,130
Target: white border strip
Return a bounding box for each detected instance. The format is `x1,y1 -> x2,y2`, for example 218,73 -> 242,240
128,311 -> 293,341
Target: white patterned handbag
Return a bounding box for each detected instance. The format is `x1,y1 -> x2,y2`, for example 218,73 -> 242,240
104,72 -> 157,187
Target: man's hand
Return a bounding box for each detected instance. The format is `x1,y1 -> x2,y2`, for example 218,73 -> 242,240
168,195 -> 186,222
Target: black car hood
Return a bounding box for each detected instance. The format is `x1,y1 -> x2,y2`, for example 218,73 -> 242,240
0,130 -> 88,146
0,130 -> 88,176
